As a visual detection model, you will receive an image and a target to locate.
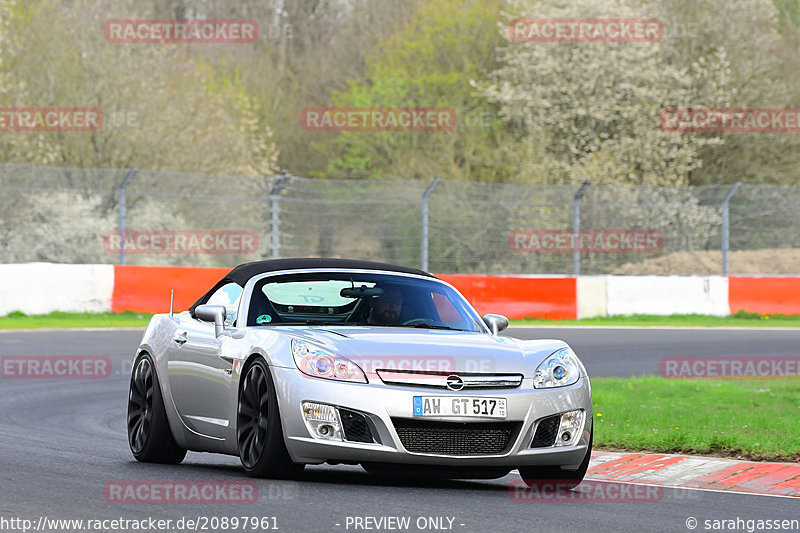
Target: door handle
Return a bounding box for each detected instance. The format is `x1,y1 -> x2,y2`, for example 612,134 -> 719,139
173,331 -> 188,345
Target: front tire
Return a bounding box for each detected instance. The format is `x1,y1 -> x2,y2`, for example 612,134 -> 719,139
127,353 -> 186,464
236,359 -> 304,478
518,427 -> 593,489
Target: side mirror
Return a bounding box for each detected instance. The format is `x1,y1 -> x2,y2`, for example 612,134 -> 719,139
195,304 -> 227,337
482,314 -> 509,335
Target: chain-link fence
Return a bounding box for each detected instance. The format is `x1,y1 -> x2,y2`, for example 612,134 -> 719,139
1,163 -> 798,275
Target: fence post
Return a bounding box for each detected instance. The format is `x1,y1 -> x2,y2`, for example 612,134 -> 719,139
721,182 -> 742,276
117,168 -> 138,266
269,172 -> 290,259
572,180 -> 591,276
421,176 -> 441,272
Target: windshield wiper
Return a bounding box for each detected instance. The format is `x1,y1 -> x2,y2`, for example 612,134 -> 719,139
407,323 -> 460,331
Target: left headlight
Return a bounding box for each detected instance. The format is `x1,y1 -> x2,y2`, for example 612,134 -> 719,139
533,347 -> 581,389
292,339 -> 367,383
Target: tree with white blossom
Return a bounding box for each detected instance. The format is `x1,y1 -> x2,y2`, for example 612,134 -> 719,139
479,0 -> 738,186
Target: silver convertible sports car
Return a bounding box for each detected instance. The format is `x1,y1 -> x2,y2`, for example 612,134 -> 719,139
127,258 -> 592,486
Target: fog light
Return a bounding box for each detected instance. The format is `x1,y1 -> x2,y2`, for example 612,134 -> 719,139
555,409 -> 584,447
302,402 -> 343,441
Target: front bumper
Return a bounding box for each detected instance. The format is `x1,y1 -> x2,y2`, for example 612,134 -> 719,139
271,366 -> 592,469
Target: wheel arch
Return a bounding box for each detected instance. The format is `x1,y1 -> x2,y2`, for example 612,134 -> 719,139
131,347 -> 193,450
234,350 -> 293,454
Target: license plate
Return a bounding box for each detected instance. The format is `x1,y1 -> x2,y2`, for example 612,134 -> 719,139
413,396 -> 507,419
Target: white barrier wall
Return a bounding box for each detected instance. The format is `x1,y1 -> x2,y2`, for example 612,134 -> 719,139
577,276 -> 608,319
603,275 -> 729,317
0,264 -> 734,318
0,263 -> 114,316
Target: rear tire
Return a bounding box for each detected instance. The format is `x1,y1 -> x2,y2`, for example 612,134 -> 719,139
127,353 -> 186,464
518,427 -> 593,489
237,358 -> 304,479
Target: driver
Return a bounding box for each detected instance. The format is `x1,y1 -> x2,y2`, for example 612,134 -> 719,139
367,285 -> 404,325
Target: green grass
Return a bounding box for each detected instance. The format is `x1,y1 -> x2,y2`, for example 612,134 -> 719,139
513,311 -> 800,327
0,311 -> 152,329
592,376 -> 800,461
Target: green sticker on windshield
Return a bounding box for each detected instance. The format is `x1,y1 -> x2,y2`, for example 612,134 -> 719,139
256,314 -> 272,324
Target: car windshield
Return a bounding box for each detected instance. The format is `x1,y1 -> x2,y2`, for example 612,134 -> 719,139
247,272 -> 485,332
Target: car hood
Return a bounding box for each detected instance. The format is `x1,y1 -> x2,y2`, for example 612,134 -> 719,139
286,326 -> 569,376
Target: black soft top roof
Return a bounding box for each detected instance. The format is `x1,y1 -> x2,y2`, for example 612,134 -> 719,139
190,258 -> 433,314
225,258 -> 433,285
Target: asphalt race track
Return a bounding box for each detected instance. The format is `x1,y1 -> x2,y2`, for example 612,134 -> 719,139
508,326 -> 800,377
1,328 -> 798,533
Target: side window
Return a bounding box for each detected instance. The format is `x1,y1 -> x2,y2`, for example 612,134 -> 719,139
206,282 -> 243,326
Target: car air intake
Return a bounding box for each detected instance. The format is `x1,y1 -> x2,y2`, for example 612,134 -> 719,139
391,418 -> 520,455
530,415 -> 560,448
339,408 -> 375,443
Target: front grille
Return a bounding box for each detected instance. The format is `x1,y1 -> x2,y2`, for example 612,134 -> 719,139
377,370 -> 523,390
392,418 -> 520,455
530,415 -> 560,448
340,408 -> 374,443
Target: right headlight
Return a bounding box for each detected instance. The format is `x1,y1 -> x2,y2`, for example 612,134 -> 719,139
533,347 -> 581,389
291,339 -> 367,383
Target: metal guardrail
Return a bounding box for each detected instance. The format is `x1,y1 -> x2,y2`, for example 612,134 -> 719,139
1,163 -> 798,275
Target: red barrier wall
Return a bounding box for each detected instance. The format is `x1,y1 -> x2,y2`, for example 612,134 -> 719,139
729,277 -> 800,315
112,265 -> 227,313
438,274 -> 577,320
111,265 -> 578,319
